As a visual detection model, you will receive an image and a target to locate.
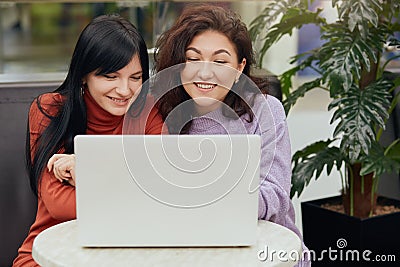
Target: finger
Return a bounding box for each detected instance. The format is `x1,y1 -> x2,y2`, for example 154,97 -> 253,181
55,166 -> 70,180
54,159 -> 74,182
70,168 -> 76,180
47,154 -> 62,171
53,166 -> 64,182
69,179 -> 76,187
57,157 -> 76,176
47,154 -> 68,171
53,161 -> 69,181
60,170 -> 72,178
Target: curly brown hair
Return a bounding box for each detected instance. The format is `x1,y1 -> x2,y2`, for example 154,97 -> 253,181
153,4 -> 258,134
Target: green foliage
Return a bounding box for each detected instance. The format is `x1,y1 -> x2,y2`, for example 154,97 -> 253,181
257,8 -> 325,68
319,23 -> 387,93
249,0 -> 325,67
328,79 -> 393,161
360,140 -> 400,178
334,0 -> 381,33
249,0 -> 400,202
291,139 -> 345,198
282,77 -> 322,114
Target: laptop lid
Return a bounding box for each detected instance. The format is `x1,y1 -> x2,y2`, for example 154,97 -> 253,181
75,135 -> 260,247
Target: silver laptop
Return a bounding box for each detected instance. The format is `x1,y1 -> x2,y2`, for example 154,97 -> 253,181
75,135 -> 260,247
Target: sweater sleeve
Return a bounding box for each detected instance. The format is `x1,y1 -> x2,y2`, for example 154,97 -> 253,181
256,96 -> 293,225
29,94 -> 76,221
255,96 -> 310,267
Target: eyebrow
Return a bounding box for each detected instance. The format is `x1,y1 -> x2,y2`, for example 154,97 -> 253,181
186,47 -> 232,56
131,71 -> 143,76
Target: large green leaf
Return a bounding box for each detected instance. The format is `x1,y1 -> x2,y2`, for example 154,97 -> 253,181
360,140 -> 400,178
335,0 -> 381,33
328,79 -> 393,161
282,77 -> 322,115
248,0 -> 306,67
279,48 -> 321,106
319,23 -> 386,94
382,0 -> 400,23
258,7 -> 325,66
248,0 -> 294,40
291,140 -> 345,198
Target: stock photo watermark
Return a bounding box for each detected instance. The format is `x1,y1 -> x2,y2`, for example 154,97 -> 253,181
257,238 -> 397,263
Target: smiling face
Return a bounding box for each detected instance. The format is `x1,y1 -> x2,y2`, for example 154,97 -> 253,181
181,30 -> 246,115
83,54 -> 143,116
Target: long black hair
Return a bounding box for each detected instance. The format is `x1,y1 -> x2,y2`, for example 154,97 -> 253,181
27,14 -> 149,196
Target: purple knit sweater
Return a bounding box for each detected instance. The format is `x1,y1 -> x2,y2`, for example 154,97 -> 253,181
189,94 -> 310,266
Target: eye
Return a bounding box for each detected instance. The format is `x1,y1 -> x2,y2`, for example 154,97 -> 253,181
103,74 -> 117,79
186,57 -> 200,62
214,60 -> 227,64
131,76 -> 142,81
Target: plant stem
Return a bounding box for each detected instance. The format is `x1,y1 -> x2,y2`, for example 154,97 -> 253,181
384,139 -> 400,156
370,175 -> 378,217
361,175 -> 364,195
339,168 -> 345,195
348,164 -> 354,217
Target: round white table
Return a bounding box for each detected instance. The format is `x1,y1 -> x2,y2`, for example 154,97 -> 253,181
32,220 -> 301,267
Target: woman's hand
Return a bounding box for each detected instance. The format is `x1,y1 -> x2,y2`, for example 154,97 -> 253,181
47,154 -> 76,186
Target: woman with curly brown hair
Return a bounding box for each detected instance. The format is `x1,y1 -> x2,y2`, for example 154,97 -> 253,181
153,4 -> 310,266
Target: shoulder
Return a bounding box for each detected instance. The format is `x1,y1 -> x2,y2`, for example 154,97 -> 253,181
252,93 -> 286,122
252,93 -> 282,110
30,92 -> 64,118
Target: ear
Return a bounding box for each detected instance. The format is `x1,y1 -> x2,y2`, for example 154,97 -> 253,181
235,58 -> 246,81
237,58 -> 246,73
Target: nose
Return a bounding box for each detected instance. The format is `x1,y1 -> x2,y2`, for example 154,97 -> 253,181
115,79 -> 131,96
197,62 -> 214,80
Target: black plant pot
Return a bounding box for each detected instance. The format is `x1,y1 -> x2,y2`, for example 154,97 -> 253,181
301,196 -> 400,267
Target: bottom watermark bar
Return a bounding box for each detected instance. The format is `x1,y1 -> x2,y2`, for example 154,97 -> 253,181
257,238 -> 397,263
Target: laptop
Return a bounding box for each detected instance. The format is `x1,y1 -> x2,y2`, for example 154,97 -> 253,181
74,134 -> 260,247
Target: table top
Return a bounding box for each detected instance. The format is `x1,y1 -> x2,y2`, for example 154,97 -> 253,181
33,220 -> 301,267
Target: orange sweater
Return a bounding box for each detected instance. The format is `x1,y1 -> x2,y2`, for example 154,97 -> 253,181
13,92 -> 164,267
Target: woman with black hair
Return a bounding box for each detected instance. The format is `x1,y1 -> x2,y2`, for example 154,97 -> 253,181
13,14 -> 164,266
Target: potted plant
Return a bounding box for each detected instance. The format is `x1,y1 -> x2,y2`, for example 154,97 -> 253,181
249,0 -> 400,265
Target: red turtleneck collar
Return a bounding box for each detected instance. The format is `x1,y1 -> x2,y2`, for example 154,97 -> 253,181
84,91 -> 124,135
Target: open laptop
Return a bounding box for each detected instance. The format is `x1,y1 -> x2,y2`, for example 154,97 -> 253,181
74,135 -> 260,247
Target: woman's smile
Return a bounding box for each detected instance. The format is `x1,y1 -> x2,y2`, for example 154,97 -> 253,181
107,96 -> 131,106
193,82 -> 217,92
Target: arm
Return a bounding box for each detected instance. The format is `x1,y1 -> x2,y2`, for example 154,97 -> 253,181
256,96 -> 294,226
255,96 -> 310,267
258,120 -> 293,224
29,95 -> 76,221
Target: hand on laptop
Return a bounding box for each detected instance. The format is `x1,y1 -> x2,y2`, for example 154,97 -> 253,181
47,154 -> 76,186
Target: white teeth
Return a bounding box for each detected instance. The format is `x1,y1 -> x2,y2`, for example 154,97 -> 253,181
110,97 -> 127,103
196,83 -> 215,89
